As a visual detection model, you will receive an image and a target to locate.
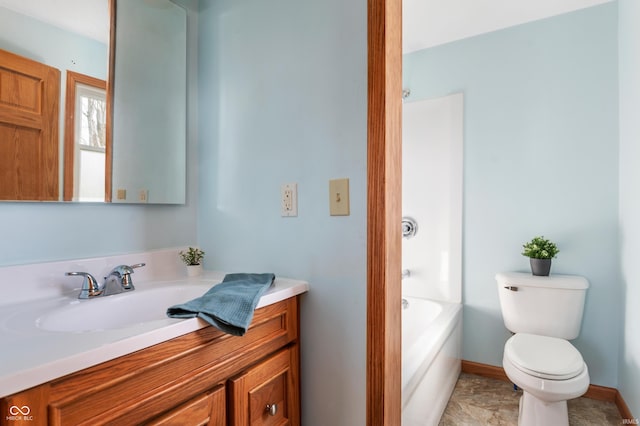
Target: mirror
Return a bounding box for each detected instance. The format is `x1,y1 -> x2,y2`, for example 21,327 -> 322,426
0,0 -> 186,204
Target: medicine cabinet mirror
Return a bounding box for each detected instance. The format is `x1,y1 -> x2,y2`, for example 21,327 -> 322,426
0,0 -> 186,204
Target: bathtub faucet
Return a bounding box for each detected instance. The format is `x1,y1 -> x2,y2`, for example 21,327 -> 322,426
402,269 -> 411,280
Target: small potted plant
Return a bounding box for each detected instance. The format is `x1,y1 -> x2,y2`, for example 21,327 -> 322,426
521,236 -> 559,276
179,247 -> 205,277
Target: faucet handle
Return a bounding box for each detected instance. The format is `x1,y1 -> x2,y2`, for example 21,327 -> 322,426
109,263 -> 146,290
109,263 -> 145,275
66,272 -> 102,299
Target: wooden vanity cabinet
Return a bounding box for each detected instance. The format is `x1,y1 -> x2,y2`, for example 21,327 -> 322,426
1,297 -> 300,426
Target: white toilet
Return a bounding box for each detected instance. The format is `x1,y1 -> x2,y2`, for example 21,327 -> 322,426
496,272 -> 590,426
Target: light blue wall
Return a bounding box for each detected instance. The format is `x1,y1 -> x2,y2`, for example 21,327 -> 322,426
0,2 -> 199,267
404,3 -> 620,387
197,0 -> 367,424
618,0 -> 640,417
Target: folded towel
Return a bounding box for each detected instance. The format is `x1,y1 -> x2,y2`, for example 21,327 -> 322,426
167,273 -> 275,336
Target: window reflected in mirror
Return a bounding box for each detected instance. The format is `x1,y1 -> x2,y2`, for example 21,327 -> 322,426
77,85 -> 107,201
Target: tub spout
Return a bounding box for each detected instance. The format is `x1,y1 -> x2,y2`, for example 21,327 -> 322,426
402,269 -> 411,280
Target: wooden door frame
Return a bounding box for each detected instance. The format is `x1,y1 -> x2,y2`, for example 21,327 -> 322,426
63,71 -> 107,201
104,0 -> 116,203
367,0 -> 402,424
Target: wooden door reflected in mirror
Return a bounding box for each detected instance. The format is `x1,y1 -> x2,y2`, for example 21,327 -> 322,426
0,49 -> 60,201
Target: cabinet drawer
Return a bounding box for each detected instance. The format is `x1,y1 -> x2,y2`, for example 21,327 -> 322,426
146,385 -> 225,426
229,346 -> 300,426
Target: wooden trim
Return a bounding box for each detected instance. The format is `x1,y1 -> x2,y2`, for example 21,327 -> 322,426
461,359 -> 636,420
44,66 -> 61,201
63,71 -> 107,201
105,0 -> 116,202
461,360 -> 510,382
63,72 -> 76,201
583,383 -> 617,402
616,391 -> 635,421
366,0 -> 402,424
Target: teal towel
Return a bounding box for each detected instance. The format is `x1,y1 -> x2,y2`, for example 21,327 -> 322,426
167,273 -> 275,336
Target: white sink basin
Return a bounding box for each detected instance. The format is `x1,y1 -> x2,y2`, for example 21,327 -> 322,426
36,282 -> 212,333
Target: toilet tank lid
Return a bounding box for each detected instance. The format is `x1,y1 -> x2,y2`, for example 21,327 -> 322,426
496,272 -> 589,290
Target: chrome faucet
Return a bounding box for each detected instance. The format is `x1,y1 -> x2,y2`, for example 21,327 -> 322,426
401,269 -> 411,280
66,263 -> 145,299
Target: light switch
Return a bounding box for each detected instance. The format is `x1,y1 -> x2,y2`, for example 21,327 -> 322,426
329,178 -> 350,216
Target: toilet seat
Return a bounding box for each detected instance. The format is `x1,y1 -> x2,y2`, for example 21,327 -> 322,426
505,333 -> 584,380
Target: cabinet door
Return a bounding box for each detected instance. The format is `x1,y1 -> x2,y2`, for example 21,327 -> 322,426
146,385 -> 225,426
229,346 -> 300,426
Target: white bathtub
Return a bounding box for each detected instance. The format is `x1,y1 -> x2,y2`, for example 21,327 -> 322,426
402,297 -> 462,426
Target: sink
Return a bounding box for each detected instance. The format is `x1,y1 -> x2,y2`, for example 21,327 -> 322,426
36,282 -> 212,333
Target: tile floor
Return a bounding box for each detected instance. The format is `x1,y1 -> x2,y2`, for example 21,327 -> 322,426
439,373 -> 623,425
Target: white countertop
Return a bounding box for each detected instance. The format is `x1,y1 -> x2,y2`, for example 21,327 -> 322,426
0,271 -> 309,397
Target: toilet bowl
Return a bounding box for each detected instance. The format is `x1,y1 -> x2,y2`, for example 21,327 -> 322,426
496,272 -> 590,426
503,334 -> 590,426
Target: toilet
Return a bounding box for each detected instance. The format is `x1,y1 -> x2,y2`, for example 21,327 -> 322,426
496,272 -> 590,426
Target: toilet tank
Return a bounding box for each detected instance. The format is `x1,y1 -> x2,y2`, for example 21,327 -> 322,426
496,272 -> 589,340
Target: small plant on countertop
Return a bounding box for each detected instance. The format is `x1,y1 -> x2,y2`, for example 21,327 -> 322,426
521,236 -> 559,259
179,247 -> 205,266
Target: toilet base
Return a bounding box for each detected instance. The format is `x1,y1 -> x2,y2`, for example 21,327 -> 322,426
519,391 -> 568,426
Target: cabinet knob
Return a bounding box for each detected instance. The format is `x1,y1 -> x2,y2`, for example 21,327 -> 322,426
265,403 -> 277,416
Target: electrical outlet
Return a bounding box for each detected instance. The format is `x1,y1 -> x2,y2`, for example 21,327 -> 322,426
281,183 -> 298,217
117,189 -> 126,200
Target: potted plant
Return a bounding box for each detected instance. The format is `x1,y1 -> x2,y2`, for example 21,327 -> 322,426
521,236 -> 559,276
179,247 -> 205,277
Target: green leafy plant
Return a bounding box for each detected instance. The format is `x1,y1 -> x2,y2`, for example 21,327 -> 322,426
521,236 -> 559,259
179,247 -> 205,265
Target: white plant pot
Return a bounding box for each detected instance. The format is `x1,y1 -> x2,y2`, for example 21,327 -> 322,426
186,264 -> 203,277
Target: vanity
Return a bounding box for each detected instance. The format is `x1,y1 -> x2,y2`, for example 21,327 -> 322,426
0,250 -> 309,425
